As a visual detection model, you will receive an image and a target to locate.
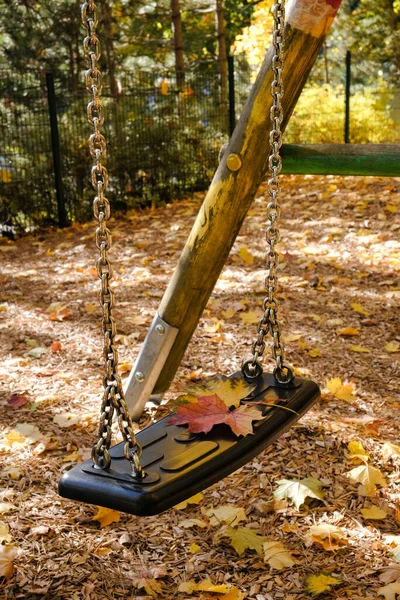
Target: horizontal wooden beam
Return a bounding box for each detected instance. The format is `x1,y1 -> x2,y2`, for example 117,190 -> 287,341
281,144 -> 400,177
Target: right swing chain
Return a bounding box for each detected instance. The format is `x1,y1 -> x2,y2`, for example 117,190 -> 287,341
242,0 -> 294,385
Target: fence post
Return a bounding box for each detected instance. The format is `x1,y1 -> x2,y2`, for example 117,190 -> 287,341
228,55 -> 236,136
344,50 -> 351,144
45,72 -> 68,228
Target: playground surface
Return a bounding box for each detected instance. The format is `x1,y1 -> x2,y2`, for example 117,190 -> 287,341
0,174 -> 399,600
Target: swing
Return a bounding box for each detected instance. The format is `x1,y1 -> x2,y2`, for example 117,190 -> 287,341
58,0 -> 320,516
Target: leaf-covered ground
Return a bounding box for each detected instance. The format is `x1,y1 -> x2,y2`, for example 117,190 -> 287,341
0,174 -> 399,600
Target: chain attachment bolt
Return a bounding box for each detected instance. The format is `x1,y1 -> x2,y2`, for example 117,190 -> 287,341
155,324 -> 165,335
135,371 -> 145,383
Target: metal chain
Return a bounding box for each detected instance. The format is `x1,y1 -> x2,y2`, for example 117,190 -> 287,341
242,0 -> 294,385
81,0 -> 143,478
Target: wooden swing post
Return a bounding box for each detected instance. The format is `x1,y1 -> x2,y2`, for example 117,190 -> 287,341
127,0 -> 343,403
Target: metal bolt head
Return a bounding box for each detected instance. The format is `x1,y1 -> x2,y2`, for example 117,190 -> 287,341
135,371 -> 145,383
155,324 -> 165,335
226,153 -> 242,172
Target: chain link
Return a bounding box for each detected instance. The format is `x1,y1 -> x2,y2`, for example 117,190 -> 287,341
81,1 -> 144,478
242,0 -> 294,385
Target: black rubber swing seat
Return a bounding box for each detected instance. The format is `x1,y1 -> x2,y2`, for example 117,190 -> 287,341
58,372 -> 320,516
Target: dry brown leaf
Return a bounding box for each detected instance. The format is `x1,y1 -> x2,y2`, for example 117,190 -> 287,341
240,310 -> 260,325
214,525 -> 267,555
382,442 -> 400,461
336,326 -> 360,336
308,524 -> 347,551
0,502 -> 17,514
205,505 -> 247,527
350,302 -> 370,316
132,577 -> 164,597
349,345 -> 371,353
178,518 -> 208,529
380,564 -> 400,584
53,413 -> 81,428
385,341 -> 399,353
326,377 -> 356,402
237,246 -> 254,265
346,464 -> 387,496
378,583 -> 400,600
92,507 -> 121,528
0,544 -> 17,581
174,492 -> 204,510
3,423 -> 43,447
273,477 -> 325,509
0,522 -> 13,543
263,540 -> 297,569
361,505 -> 387,520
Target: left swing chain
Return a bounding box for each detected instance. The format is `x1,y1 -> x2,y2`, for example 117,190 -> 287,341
81,0 -> 143,479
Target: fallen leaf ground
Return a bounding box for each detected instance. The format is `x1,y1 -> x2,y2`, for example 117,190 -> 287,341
0,174 -> 399,600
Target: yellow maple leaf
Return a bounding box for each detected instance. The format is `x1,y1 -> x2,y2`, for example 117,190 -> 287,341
350,302 -> 370,316
178,580 -> 199,593
309,347 -> 321,358
222,307 -> 236,319
308,524 -> 347,551
385,341 -> 399,353
197,578 -> 231,593
53,413 -> 81,428
0,544 -> 17,581
326,377 -> 355,402
85,303 -> 98,314
189,374 -> 256,408
346,464 -> 387,496
214,525 -> 267,555
361,505 -> 387,520
306,573 -> 342,596
174,492 -> 204,510
0,523 -> 13,543
92,507 -> 121,528
240,310 -> 260,325
378,583 -> 400,600
93,546 -> 113,557
263,540 -> 297,569
349,345 -> 370,353
347,440 -> 370,463
273,478 -> 325,510
382,442 -> 400,460
221,587 -> 247,600
238,246 -> 254,265
189,543 -> 201,554
336,327 -> 360,336
205,505 -> 247,527
133,577 -> 164,597
385,204 -> 398,213
3,423 -> 43,448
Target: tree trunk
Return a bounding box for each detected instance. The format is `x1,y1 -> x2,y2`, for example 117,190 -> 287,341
323,40 -> 329,84
216,0 -> 228,107
101,0 -> 119,97
151,0 -> 343,394
171,0 -> 185,90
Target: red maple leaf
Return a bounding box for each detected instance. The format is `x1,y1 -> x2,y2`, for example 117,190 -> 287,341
7,394 -> 29,409
168,394 -> 264,437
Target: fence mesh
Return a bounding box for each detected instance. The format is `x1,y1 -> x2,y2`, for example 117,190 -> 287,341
1,66 -> 399,230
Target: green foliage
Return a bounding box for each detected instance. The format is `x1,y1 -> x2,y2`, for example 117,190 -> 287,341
286,84 -> 400,144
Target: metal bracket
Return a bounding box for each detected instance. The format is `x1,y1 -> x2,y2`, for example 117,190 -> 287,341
124,313 -> 179,421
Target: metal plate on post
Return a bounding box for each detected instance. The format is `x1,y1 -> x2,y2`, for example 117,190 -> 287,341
124,313 -> 179,420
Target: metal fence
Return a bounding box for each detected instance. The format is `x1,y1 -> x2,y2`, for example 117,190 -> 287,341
1,63 -> 400,230
0,69 -> 231,229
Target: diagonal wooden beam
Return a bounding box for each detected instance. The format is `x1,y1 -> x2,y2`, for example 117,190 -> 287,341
150,0 -> 343,394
